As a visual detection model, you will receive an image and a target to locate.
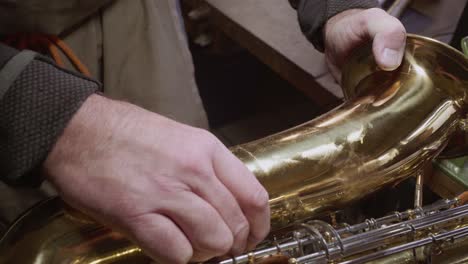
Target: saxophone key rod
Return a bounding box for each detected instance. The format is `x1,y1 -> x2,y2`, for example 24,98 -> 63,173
336,198 -> 456,236
292,204 -> 468,263
294,226 -> 468,264
339,205 -> 468,255
213,198 -> 461,264
217,238 -> 311,264
337,226 -> 468,264
341,203 -> 468,246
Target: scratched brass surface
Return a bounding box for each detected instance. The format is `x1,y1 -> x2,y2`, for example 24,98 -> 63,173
0,34 -> 467,263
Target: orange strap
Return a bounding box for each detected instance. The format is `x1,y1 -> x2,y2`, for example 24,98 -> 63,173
457,191 -> 468,206
3,33 -> 91,77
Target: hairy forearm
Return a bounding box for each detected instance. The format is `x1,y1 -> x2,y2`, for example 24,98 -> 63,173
43,94 -> 119,180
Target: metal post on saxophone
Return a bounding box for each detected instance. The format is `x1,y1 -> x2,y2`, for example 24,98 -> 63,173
0,34 -> 467,264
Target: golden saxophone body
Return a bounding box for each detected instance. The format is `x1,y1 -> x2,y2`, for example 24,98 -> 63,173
0,34 -> 467,264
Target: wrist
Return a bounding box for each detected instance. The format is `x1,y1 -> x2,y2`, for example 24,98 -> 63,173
43,94 -> 132,181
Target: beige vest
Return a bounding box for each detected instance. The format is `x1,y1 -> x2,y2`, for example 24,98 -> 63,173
0,0 -> 209,128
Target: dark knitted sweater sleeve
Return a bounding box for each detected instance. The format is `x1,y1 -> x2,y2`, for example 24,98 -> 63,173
0,44 -> 100,186
290,0 -> 378,51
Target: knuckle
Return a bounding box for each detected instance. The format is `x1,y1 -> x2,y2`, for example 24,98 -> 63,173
248,187 -> 270,211
232,219 -> 250,250
383,23 -> 407,45
364,8 -> 406,33
365,7 -> 387,18
391,21 -> 407,36
181,155 -> 207,176
179,155 -> 212,179
234,218 -> 250,236
385,16 -> 406,33
190,208 -> 234,256
357,14 -> 367,30
198,229 -> 234,256
107,193 -> 139,220
182,129 -> 220,172
235,219 -> 250,238
196,128 -> 219,148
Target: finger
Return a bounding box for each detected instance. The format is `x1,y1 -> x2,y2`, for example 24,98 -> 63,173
363,8 -> 407,70
191,173 -> 250,255
212,145 -> 270,248
126,214 -> 193,264
159,191 -> 234,261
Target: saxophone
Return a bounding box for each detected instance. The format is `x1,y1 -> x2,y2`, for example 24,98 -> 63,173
0,34 -> 467,264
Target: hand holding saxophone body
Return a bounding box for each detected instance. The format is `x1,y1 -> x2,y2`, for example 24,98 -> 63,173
324,8 -> 407,80
43,94 -> 270,264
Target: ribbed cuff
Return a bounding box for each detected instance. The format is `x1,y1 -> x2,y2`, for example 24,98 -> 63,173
0,56 -> 100,186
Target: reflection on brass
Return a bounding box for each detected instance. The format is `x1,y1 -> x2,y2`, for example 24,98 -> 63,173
254,254 -> 289,264
0,34 -> 467,264
233,34 -> 468,230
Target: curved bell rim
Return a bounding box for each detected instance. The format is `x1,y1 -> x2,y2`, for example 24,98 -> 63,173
342,34 -> 468,107
342,34 -> 468,160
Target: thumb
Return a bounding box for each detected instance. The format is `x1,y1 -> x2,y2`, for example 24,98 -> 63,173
364,8 -> 407,71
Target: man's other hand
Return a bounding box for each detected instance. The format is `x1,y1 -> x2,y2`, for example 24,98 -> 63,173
43,94 -> 270,263
324,8 -> 407,80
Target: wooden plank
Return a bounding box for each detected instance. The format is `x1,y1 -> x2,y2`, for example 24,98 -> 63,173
204,0 -> 342,108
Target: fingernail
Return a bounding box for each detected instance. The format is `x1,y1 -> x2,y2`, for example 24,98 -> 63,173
381,48 -> 404,71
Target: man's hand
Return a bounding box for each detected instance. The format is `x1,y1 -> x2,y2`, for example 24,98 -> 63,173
324,8 -> 407,80
43,94 -> 270,263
